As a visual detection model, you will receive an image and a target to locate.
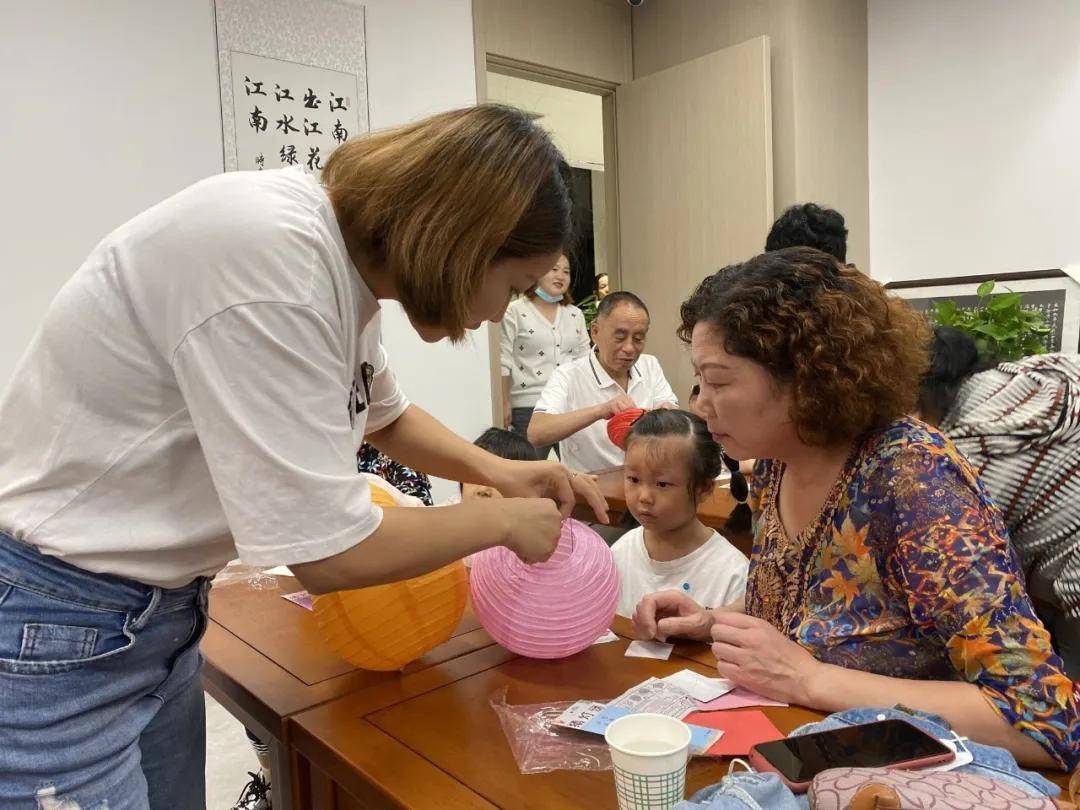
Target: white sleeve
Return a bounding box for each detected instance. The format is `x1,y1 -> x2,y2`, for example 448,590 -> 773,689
648,358 -> 680,407
172,302 -> 382,567
574,311 -> 591,357
364,337 -> 410,433
713,539 -> 749,606
499,306 -> 517,377
610,531 -> 632,556
533,365 -> 571,414
611,530 -> 643,618
725,554 -> 750,603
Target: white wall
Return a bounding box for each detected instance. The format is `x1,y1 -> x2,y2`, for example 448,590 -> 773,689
869,0 -> 1080,282
1,0 -> 486,501
1,0 -> 224,382
358,0 -> 489,501
486,72 -> 605,170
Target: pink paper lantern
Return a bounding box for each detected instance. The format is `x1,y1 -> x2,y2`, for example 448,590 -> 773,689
469,518 -> 619,658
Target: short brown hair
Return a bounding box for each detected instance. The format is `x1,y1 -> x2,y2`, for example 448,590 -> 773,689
678,247 -> 930,445
323,105 -> 572,340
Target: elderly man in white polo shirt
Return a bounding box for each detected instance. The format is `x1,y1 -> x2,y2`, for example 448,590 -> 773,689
528,292 -> 678,471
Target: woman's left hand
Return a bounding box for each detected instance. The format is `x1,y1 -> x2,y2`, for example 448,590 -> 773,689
490,460 -> 609,523
710,612 -> 820,706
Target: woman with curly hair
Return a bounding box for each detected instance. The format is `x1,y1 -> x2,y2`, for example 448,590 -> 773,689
633,247 -> 1079,771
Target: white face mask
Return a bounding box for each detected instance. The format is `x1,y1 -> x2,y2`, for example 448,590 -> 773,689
534,287 -> 563,304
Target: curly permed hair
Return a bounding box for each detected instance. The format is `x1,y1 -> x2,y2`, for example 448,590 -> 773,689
678,247 -> 930,446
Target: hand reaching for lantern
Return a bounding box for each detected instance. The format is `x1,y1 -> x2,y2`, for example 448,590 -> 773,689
596,394 -> 637,421
493,497 -> 564,563
489,458 -> 608,524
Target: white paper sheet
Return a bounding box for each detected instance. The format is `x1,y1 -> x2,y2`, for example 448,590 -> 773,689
625,640 -> 674,660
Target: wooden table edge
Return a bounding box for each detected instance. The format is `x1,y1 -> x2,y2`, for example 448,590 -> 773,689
286,644 -> 519,761
290,718 -> 497,809
202,620 -> 304,739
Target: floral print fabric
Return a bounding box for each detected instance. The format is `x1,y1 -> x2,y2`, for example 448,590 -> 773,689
746,418 -> 1080,769
356,442 -> 433,505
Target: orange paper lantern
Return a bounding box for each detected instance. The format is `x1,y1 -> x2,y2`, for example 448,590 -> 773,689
312,481 -> 468,671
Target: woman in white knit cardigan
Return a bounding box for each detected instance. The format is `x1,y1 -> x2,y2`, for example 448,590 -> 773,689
499,255 -> 591,458
919,325 -> 1080,677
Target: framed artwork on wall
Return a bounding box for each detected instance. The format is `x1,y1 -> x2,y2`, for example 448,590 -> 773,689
884,269 -> 1080,353
214,0 -> 369,175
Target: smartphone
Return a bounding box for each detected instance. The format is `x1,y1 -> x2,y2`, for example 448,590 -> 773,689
748,718 -> 955,792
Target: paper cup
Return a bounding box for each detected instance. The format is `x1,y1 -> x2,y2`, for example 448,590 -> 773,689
604,713 -> 692,810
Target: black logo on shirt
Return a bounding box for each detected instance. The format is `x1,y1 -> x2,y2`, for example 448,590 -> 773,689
347,362 -> 376,428
360,362 -> 375,403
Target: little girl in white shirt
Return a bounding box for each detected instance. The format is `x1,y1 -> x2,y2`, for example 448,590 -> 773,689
610,409 -> 748,617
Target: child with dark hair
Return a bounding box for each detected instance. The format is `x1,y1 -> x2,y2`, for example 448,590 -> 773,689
473,427 -> 541,462
609,409 -> 747,618
459,428 -> 540,500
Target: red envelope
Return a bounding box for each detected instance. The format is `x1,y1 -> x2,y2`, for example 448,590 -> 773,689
683,709 -> 784,757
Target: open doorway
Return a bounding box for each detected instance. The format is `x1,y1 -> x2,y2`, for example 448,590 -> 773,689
485,71 -> 611,320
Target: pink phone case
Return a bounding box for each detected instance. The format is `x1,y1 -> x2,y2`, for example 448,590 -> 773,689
747,721 -> 956,793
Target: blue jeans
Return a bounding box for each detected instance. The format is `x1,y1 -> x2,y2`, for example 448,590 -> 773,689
676,771 -> 801,810
680,706 -> 1059,809
0,532 -> 209,810
790,706 -> 1061,799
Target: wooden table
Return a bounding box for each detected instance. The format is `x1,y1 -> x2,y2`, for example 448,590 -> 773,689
573,467 -> 751,554
205,543 -> 1070,807
285,617 -> 821,809
285,614 -> 1072,808
201,575 -> 506,810
210,591 -> 1071,810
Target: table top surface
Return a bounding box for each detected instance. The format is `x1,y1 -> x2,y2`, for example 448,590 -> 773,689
207,583 -> 1071,807
199,524 -> 732,741
201,574 -> 498,738
287,617 -> 823,809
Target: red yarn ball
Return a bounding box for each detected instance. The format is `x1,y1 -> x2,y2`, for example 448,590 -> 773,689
607,408 -> 647,450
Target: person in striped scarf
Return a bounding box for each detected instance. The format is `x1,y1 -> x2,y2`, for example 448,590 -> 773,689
919,325 -> 1080,678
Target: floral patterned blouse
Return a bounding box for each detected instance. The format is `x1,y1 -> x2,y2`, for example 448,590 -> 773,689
746,417 -> 1080,770
356,442 -> 433,506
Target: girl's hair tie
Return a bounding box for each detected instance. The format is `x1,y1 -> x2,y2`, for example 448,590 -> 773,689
607,408 -> 647,450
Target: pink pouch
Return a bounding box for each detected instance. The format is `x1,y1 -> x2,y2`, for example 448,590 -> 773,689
808,766 -> 1064,810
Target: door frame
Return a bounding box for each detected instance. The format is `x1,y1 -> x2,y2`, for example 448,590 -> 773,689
480,55 -> 622,291
473,38 -> 624,425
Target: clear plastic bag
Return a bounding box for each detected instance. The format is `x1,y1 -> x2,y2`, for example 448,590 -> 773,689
210,560 -> 279,590
490,687 -> 613,774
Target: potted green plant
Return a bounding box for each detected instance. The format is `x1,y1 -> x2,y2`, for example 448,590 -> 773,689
576,293 -> 599,333
931,280 -> 1051,362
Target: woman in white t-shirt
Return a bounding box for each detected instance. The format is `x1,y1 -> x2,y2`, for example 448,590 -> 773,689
499,254 -> 591,458
609,408 -> 748,618
0,105 -> 607,809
